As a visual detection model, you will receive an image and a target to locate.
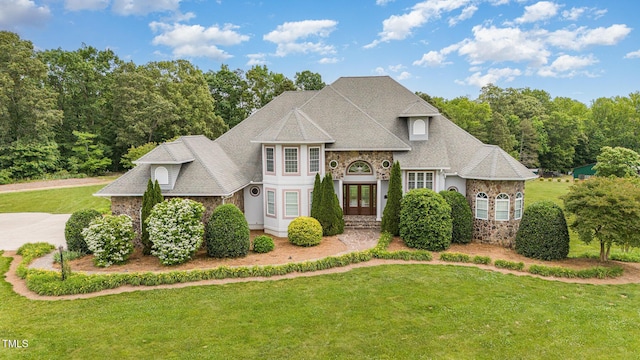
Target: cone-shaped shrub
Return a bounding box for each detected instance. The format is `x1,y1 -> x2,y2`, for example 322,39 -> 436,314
399,188 -> 452,251
317,173 -> 344,236
65,209 -> 102,253
515,201 -> 569,260
439,190 -> 473,244
310,173 -> 322,219
206,204 -> 250,258
141,179 -> 163,255
381,161 -> 402,236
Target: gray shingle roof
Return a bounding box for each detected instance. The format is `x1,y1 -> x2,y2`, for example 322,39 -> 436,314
98,76 -> 535,197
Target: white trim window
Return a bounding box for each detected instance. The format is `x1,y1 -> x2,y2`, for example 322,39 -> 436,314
155,166 -> 169,185
266,190 -> 276,217
265,147 -> 275,174
407,171 -> 434,190
495,193 -> 510,221
309,147 -> 320,173
514,192 -> 523,220
284,147 -> 299,174
284,191 -> 299,218
476,192 -> 488,220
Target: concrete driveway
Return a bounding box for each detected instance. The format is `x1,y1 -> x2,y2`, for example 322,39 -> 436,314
0,213 -> 70,251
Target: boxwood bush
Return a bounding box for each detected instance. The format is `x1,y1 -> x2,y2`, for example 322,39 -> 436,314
439,190 -> 473,244
65,209 -> 102,253
288,216 -> 322,247
399,188 -> 452,251
253,235 -> 275,253
148,198 -> 206,265
515,201 -> 570,261
206,204 -> 250,258
82,214 -> 134,267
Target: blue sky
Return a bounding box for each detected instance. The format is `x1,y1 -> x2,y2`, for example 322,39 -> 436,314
1,0 -> 639,104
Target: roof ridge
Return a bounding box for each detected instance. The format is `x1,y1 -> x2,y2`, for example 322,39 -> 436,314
180,137 -> 228,194
296,108 -> 334,141
325,84 -> 410,149
294,110 -> 308,139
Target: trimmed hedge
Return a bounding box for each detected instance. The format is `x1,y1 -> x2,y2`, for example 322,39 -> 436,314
528,264 -> 624,279
253,235 -> 275,254
288,216 -> 323,247
399,188 -> 452,251
515,201 -> 570,261
65,209 -> 102,253
494,259 -> 524,271
439,190 -> 473,244
206,204 -> 250,258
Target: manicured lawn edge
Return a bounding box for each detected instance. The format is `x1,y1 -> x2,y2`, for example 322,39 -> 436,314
13,233 -> 625,297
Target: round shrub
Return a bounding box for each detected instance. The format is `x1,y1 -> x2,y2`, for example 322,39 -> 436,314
515,201 -> 570,260
439,190 -> 473,244
288,216 -> 322,247
82,214 -> 134,267
253,235 -> 275,253
400,188 -> 452,251
65,209 -> 102,253
206,204 -> 250,258
148,198 -> 205,265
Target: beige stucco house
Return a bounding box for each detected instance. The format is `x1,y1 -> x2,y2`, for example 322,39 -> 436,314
97,76 -> 536,247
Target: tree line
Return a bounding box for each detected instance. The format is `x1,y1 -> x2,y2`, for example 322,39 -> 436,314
2,30 -> 639,183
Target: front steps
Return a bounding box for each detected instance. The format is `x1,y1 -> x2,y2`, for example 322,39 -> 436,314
344,215 -> 381,229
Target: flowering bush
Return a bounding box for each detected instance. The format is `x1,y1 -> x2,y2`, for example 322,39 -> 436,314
147,198 -> 205,265
82,215 -> 134,267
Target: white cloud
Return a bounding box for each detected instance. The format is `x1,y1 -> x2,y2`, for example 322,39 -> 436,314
458,25 -> 550,66
65,0 -> 109,11
247,53 -> 267,66
448,5 -> 477,26
459,67 -> 522,87
151,22 -> 249,60
397,71 -> 412,80
376,0 -> 395,5
263,20 -> 338,57
374,67 -> 387,75
514,1 -> 559,24
389,64 -> 406,72
413,50 -> 450,67
0,0 -> 50,28
112,0 -> 181,16
561,7 -> 586,21
546,24 -> 632,51
537,54 -> 598,77
365,0 -> 471,48
319,57 -> 340,64
625,50 -> 640,59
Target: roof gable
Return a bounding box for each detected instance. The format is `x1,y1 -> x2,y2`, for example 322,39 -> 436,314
134,141 -> 194,164
251,108 -> 335,144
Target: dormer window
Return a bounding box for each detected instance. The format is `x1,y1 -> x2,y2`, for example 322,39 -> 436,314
155,166 -> 169,185
413,119 -> 426,135
408,117 -> 429,141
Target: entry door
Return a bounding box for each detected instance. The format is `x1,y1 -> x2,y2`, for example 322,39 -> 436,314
344,184 -> 377,215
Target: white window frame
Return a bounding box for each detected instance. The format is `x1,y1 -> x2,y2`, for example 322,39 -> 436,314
476,192 -> 488,220
413,119 -> 426,135
514,192 -> 523,220
265,146 -> 275,174
155,166 -> 169,185
308,147 -> 320,174
407,171 -> 434,190
265,189 -> 276,218
495,193 -> 510,221
283,190 -> 300,218
283,147 -> 299,175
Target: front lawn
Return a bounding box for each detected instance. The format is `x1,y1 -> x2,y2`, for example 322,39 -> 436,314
1,254 -> 639,359
0,185 -> 110,214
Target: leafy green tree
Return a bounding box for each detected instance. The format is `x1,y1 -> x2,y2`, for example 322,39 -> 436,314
68,131 -> 111,175
538,111 -> 579,172
310,173 -> 322,219
246,65 -> 296,111
593,146 -> 640,178
381,161 -> 402,236
294,70 -> 325,90
120,142 -> 157,169
141,179 -> 163,255
439,97 -> 491,143
563,177 -> 640,261
205,65 -> 251,128
0,141 -> 60,179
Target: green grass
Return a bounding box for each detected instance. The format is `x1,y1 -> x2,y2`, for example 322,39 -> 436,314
2,254 -> 639,359
0,185 -> 110,214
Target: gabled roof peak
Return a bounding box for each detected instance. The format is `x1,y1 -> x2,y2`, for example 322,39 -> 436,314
251,107 -> 335,144
400,100 -> 440,117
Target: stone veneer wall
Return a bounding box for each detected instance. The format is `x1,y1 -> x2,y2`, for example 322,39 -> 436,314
465,179 -> 525,248
325,151 -> 393,180
111,190 -> 244,247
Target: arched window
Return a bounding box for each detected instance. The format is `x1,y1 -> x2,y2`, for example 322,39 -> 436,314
413,119 -> 426,135
155,166 -> 169,185
475,192 -> 488,220
495,193 -> 510,221
514,192 -> 523,219
347,160 -> 372,174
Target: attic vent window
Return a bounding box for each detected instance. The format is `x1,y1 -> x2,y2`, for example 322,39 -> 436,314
347,161 -> 372,174
155,166 -> 169,185
413,119 -> 426,135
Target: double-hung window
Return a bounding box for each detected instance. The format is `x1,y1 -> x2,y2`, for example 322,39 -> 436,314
309,147 -> 320,173
284,147 -> 298,174
407,171 -> 434,190
514,192 -> 523,220
495,193 -> 510,221
265,147 -> 275,174
476,192 -> 488,220
266,190 -> 276,217
284,191 -> 299,218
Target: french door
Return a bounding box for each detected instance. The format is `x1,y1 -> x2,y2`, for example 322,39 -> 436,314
344,184 -> 376,215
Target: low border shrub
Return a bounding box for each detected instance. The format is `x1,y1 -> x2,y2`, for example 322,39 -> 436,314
439,252 -> 471,263
253,235 -> 275,253
494,259 -> 524,271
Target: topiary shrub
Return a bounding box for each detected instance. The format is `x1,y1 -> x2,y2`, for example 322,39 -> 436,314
381,161 -> 402,236
399,188 -> 452,251
82,214 -> 134,267
288,216 -> 322,247
65,209 -> 102,253
515,201 -> 570,260
206,204 -> 250,258
253,235 -> 275,253
148,198 -> 205,265
439,190 -> 473,244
